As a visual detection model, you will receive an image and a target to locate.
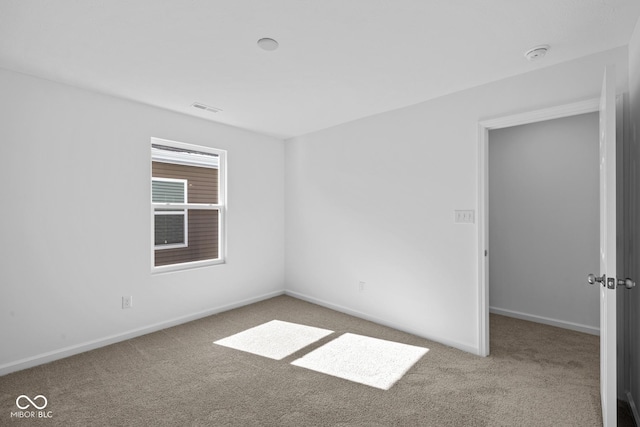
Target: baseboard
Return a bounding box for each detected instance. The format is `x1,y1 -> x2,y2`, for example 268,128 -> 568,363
489,306 -> 599,336
628,391 -> 640,426
284,290 -> 479,355
0,290 -> 285,376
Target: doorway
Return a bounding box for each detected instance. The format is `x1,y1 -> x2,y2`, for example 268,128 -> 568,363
487,112 -> 599,334
476,99 -> 601,356
478,97 -> 634,424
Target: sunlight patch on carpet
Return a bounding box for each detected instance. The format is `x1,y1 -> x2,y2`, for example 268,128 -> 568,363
291,333 -> 428,390
214,320 -> 334,360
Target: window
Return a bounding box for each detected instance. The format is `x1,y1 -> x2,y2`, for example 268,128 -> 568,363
151,138 -> 226,272
153,178 -> 188,249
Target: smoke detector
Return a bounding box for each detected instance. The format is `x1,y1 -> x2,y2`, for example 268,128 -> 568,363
524,45 -> 550,61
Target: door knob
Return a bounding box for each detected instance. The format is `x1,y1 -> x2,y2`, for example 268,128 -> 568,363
587,273 -> 605,285
617,278 -> 636,290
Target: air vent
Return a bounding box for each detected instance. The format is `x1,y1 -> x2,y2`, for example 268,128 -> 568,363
191,102 -> 223,113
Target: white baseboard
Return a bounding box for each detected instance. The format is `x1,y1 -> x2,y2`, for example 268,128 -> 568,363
0,290 -> 285,376
284,290 -> 480,355
489,306 -> 599,336
628,391 -> 640,426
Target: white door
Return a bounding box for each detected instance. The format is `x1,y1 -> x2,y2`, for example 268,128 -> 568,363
596,64 -> 617,427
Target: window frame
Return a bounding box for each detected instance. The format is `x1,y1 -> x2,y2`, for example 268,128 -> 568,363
150,137 -> 226,274
152,177 -> 188,250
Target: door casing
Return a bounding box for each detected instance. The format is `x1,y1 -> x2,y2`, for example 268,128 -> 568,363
476,98 -> 601,356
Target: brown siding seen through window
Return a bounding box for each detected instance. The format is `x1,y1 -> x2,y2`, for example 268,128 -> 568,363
154,210 -> 219,266
153,161 -> 219,266
152,161 -> 218,204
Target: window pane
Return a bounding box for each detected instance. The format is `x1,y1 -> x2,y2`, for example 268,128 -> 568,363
154,209 -> 219,266
152,162 -> 217,204
155,213 -> 185,245
151,139 -> 225,270
152,180 -> 185,203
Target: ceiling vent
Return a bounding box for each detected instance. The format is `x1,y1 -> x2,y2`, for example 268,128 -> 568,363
191,102 -> 223,113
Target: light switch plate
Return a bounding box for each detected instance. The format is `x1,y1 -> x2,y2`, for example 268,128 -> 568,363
454,210 -> 475,224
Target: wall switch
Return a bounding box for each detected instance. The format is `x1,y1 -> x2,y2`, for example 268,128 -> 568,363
122,296 -> 133,309
454,210 -> 475,224
358,281 -> 366,292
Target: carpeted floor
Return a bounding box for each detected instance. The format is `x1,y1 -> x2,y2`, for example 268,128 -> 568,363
0,295 -> 603,426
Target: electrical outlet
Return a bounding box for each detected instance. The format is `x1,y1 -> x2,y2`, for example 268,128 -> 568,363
358,281 -> 366,292
122,296 -> 133,309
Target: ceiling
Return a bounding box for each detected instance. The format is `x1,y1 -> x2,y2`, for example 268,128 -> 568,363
1,1 -> 639,139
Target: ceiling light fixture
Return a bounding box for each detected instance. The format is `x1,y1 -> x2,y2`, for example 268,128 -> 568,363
257,37 -> 279,51
524,45 -> 550,61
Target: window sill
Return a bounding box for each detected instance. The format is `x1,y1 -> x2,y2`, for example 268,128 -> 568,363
151,258 -> 225,275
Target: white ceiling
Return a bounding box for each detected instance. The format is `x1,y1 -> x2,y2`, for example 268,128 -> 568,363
1,0 -> 639,139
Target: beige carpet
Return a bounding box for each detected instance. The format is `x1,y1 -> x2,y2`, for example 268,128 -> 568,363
0,295 -> 601,426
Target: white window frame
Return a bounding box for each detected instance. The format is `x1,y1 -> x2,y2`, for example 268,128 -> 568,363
152,177 -> 188,250
151,137 -> 227,274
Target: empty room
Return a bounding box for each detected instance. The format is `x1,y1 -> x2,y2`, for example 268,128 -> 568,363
2,1 -> 640,426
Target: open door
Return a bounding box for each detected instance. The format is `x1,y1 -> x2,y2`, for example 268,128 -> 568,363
589,64 -> 639,427
589,64 -> 617,427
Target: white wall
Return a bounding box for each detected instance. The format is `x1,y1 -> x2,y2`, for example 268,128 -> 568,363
0,44 -> 632,374
285,47 -> 628,354
0,68 -> 285,373
627,13 -> 640,421
488,113 -> 599,333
